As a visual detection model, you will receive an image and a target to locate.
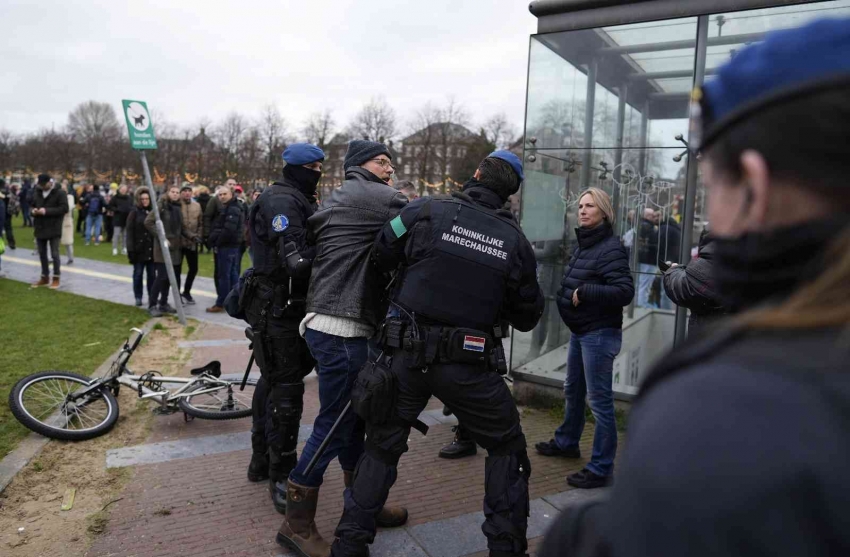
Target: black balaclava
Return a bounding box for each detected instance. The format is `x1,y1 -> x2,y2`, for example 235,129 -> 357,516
283,164 -> 321,201
712,217 -> 849,312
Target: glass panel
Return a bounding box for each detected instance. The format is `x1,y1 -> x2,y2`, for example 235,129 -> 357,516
512,148 -> 687,383
527,15 -> 697,151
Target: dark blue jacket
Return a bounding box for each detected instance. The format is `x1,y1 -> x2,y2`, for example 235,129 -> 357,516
556,223 -> 634,334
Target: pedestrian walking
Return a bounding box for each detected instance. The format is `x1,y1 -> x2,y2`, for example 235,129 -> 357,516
0,190 -> 7,276
108,184 -> 133,255
206,185 -> 244,313
240,144 -> 324,515
536,187 -> 634,489
145,185 -> 191,316
179,184 -> 203,305
539,18 -> 850,557
20,179 -> 33,227
82,184 -> 104,246
30,174 -> 68,289
127,187 -> 155,307
635,207 -> 658,308
60,183 -> 75,264
326,150 -> 544,557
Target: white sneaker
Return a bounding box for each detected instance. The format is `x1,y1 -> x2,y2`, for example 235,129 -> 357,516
112,248 -> 118,256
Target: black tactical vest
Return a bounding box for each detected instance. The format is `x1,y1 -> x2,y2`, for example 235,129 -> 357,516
250,184 -> 310,280
394,195 -> 520,332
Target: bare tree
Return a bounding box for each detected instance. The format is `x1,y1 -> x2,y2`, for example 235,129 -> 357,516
215,112 -> 248,176
403,103 -> 441,193
348,97 -> 396,143
258,104 -> 287,179
0,129 -> 18,172
67,100 -> 122,171
302,110 -> 335,150
484,113 -> 518,150
435,98 -> 470,192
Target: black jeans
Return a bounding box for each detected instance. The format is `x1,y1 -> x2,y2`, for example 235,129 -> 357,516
332,351 -> 530,557
180,249 -> 199,296
37,237 -> 61,278
3,216 -> 15,249
150,262 -> 180,307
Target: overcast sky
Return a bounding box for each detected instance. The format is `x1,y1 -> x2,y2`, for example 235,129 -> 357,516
1,1 -> 538,138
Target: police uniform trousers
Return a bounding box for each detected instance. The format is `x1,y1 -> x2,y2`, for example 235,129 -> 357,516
331,352 -> 531,557
246,298 -> 315,482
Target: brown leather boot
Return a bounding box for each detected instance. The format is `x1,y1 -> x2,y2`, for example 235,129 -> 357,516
343,470 -> 408,528
49,276 -> 60,289
276,481 -> 330,557
31,276 -> 49,288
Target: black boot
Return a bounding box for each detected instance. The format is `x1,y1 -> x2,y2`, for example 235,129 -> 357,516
268,450 -> 296,515
439,425 -> 477,459
247,452 -> 269,482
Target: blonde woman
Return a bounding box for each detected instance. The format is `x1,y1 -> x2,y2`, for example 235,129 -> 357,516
536,187 -> 634,489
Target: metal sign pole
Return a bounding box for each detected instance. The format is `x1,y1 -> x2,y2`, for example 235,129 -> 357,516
139,151 -> 186,325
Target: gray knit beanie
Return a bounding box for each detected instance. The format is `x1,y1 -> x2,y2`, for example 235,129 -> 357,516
343,140 -> 391,170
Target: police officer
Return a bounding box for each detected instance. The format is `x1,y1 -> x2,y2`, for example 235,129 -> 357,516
244,143 -> 324,514
330,151 -> 544,557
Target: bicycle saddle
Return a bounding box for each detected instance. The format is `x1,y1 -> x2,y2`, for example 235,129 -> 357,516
190,360 -> 222,378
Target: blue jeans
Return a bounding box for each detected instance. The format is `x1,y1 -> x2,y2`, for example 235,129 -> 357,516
133,261 -> 155,301
85,214 -> 103,244
214,247 -> 240,306
288,329 -> 367,487
637,263 -> 657,308
555,328 -> 622,477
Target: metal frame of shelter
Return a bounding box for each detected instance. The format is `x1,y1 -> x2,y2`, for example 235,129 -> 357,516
523,0 -> 835,348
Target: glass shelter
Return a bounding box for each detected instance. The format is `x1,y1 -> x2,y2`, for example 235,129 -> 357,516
511,0 -> 850,399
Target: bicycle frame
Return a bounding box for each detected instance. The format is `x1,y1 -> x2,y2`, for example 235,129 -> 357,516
68,327 -> 234,412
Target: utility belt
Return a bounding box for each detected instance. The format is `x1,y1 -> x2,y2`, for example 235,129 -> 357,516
379,318 -> 508,375
241,273 -> 305,324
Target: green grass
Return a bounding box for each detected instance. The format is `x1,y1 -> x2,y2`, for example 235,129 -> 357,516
8,214 -> 248,279
0,279 -> 148,458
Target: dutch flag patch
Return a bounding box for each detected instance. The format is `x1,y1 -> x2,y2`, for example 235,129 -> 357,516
463,335 -> 486,352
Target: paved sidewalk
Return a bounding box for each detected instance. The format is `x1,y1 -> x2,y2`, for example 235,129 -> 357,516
81,322 -> 603,557
1,250 -> 240,328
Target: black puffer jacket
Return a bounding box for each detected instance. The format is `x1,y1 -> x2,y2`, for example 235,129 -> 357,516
662,235 -> 725,335
108,192 -> 133,227
126,189 -> 154,264
557,223 -> 635,334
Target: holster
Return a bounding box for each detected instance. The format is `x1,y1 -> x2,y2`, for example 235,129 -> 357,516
351,355 -> 429,436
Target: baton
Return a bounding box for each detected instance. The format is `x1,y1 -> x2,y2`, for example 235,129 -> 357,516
303,400 -> 351,477
239,353 -> 255,391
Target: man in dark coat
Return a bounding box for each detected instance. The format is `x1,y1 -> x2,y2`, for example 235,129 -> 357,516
145,185 -> 191,316
0,180 -> 15,250
20,179 -> 33,227
31,174 -> 68,289
635,207 -> 658,307
656,216 -> 682,310
108,184 -> 133,255
662,230 -> 725,336
126,187 -> 155,307
206,185 -> 244,312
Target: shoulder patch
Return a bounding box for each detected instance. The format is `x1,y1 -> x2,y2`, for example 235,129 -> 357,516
390,215 -> 407,238
272,214 -> 289,232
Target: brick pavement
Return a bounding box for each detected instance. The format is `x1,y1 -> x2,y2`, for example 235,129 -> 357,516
84,322 -> 599,557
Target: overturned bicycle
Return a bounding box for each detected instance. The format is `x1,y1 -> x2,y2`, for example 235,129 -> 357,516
8,327 -> 258,441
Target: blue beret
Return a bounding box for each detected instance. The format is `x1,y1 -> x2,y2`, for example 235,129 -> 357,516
487,150 -> 524,182
282,143 -> 325,166
698,17 -> 850,150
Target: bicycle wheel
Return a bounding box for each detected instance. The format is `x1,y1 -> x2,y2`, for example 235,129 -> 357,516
9,370 -> 120,441
178,379 -> 256,420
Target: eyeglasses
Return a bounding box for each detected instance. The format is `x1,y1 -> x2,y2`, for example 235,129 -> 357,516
369,158 -> 395,170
